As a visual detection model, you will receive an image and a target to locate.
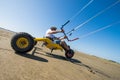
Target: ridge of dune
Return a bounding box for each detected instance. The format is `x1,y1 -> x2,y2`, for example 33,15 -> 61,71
0,27 -> 120,80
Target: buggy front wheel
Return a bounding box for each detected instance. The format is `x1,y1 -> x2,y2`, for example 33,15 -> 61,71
65,49 -> 74,59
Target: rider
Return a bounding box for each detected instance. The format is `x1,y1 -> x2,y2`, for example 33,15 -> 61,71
45,26 -> 70,51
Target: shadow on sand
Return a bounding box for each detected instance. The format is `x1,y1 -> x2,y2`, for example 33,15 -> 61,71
15,52 -> 48,62
34,50 -> 111,77
35,50 -> 82,64
16,46 -> 111,78
35,50 -> 97,74
32,47 -> 95,72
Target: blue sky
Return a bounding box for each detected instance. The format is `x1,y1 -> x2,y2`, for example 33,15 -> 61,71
0,0 -> 120,63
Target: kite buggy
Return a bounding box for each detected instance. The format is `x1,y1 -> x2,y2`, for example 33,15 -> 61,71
11,21 -> 79,59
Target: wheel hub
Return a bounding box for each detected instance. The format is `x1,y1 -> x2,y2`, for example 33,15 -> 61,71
16,37 -> 29,48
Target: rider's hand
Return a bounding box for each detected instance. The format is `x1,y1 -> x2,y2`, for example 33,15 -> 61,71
61,29 -> 64,32
64,36 -> 67,39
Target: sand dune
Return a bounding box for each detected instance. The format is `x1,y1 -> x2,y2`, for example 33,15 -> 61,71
0,28 -> 120,80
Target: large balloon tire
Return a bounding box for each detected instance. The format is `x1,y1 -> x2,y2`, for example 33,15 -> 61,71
11,32 -> 34,53
65,49 -> 74,59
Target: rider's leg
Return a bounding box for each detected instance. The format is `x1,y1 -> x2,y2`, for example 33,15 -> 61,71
60,40 -> 70,51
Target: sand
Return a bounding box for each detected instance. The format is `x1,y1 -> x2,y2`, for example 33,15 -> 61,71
0,27 -> 120,80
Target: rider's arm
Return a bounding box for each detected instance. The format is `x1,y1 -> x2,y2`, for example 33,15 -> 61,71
59,36 -> 67,40
48,30 -> 62,34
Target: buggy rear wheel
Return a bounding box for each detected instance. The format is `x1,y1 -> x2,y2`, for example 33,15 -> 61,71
11,32 -> 34,53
